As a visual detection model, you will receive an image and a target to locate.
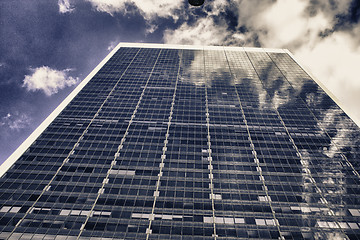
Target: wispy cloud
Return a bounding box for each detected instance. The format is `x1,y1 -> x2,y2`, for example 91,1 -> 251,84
58,0 -> 75,14
23,66 -> 79,96
85,0 -> 184,20
83,0 -> 186,35
164,17 -> 230,46
0,113 -> 31,131
107,41 -> 118,51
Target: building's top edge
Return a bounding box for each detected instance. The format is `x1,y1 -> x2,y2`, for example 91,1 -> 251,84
116,42 -> 288,53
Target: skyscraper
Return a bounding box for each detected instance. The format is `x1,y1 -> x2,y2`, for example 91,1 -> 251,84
0,43 -> 359,240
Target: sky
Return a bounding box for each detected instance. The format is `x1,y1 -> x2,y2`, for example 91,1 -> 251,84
0,0 -> 359,164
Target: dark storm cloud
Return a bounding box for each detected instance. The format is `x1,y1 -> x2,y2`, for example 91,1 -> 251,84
334,0 -> 360,29
348,0 -> 360,23
216,7 -> 238,32
304,0 -> 360,33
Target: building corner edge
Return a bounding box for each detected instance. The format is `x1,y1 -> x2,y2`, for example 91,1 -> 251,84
284,49 -> 360,128
0,43 -> 123,177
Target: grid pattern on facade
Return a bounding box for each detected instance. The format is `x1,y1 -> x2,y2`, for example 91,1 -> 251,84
0,44 -> 359,240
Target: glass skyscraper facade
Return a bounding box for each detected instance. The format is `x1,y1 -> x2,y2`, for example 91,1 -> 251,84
0,43 -> 359,240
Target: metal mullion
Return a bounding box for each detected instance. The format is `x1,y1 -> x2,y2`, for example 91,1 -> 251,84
76,49 -> 163,239
203,49 -> 218,240
223,48 -> 285,240
145,49 -> 183,239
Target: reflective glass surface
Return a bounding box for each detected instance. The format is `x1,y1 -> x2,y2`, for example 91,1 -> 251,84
0,46 -> 359,240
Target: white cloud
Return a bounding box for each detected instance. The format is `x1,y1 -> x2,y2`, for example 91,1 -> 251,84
107,41 -> 118,51
85,0 -> 184,21
164,17 -> 230,46
164,0 -> 250,46
58,0 -> 74,14
255,0 -> 329,48
23,66 -> 79,96
0,113 -> 31,131
0,113 -> 11,126
233,0 -> 355,50
84,0 -> 185,33
294,32 -> 360,124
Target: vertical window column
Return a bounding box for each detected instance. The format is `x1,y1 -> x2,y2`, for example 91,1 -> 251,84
203,49 -> 218,240
76,49 -> 163,239
145,50 -> 183,239
224,48 -> 285,240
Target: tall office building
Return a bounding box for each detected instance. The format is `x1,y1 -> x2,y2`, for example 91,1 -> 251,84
0,43 -> 359,240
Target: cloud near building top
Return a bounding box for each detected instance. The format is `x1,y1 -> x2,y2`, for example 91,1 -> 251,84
23,66 -> 79,96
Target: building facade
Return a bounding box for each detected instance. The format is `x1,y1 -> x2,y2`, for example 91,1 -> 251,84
0,43 -> 359,240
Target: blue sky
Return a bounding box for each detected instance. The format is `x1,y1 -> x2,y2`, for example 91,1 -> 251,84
0,0 -> 359,164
